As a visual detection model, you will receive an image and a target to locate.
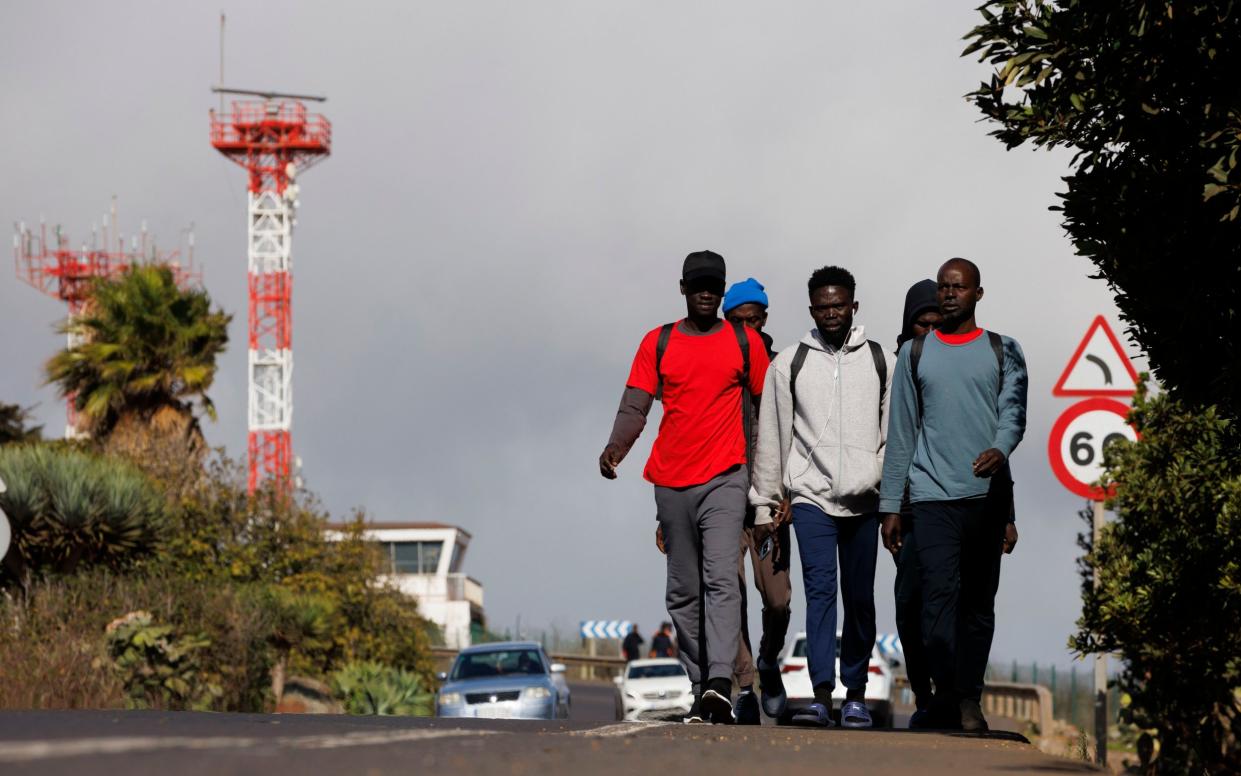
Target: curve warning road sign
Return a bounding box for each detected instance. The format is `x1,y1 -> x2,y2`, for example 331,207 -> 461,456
1052,316 -> 1140,397
1048,398 -> 1138,501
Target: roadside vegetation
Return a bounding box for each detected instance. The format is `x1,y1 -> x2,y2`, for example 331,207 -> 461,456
965,2 -> 1241,772
0,267 -> 436,714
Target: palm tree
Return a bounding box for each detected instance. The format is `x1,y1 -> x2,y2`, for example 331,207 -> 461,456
45,265 -> 231,474
0,402 -> 42,445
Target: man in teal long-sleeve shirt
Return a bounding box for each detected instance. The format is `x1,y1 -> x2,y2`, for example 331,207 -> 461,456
878,258 -> 1028,733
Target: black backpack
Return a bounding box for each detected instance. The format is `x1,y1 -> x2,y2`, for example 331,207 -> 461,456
654,320 -> 753,470
787,339 -> 888,424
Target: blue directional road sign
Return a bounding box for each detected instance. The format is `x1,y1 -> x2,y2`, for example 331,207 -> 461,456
876,633 -> 904,658
580,620 -> 633,639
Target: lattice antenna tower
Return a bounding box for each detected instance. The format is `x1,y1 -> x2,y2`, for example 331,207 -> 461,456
13,198 -> 200,437
209,85 -> 331,493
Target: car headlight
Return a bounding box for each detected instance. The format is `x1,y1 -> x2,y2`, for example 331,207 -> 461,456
624,691 -> 638,700
522,686 -> 552,700
439,692 -> 463,706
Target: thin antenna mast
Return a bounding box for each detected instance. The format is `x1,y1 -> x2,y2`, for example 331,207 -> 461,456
219,12 -> 225,113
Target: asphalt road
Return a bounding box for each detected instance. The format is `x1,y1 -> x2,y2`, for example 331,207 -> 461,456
568,680 -> 620,722
0,700 -> 1096,776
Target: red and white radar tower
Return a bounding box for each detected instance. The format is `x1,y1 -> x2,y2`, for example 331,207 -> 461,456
209,87 -> 331,493
13,200 -> 198,437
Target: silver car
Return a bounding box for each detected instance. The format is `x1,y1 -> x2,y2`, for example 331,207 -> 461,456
436,641 -> 569,720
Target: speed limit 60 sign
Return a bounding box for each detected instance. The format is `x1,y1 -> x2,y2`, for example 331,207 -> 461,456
1048,398 -> 1138,500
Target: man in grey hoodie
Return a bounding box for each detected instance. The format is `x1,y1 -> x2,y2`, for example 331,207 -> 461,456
750,265 -> 893,728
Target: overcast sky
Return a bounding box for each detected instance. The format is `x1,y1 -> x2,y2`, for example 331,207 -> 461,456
0,1 -> 1145,666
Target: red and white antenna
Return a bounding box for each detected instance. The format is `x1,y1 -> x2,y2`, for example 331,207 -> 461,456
209,86 -> 331,493
12,198 -> 200,437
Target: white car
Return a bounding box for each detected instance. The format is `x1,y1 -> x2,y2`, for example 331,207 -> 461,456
613,658 -> 693,721
778,631 -> 893,727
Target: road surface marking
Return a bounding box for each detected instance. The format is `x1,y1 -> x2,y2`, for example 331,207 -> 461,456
569,722 -> 673,738
0,728 -> 499,763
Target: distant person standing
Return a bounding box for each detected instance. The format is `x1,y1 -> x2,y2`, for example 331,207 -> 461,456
879,258 -> 1028,733
721,277 -> 793,725
599,251 -> 769,724
885,278 -> 1020,728
749,266 -> 893,728
649,622 -> 677,659
622,626 -> 645,662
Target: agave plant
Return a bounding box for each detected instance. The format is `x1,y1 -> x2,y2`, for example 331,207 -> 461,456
331,661 -> 433,716
0,445 -> 166,578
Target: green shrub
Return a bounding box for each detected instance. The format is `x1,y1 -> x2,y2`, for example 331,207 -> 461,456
332,661 -> 433,716
0,452 -> 438,713
104,610 -> 221,710
0,569 -> 274,712
1074,386 -> 1241,773
0,445 -> 165,579
155,456 -> 438,689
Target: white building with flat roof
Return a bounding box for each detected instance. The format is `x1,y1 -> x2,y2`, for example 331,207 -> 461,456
327,522 -> 485,648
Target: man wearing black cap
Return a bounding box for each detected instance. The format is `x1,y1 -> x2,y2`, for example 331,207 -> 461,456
600,250 -> 769,724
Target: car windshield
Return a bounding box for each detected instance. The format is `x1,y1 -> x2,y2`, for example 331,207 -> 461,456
452,649 -> 546,680
628,663 -> 687,679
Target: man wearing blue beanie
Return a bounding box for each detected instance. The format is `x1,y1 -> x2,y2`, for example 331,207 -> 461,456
722,277 -> 791,724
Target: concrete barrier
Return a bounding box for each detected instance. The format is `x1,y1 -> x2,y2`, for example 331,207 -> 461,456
891,675 -> 1054,737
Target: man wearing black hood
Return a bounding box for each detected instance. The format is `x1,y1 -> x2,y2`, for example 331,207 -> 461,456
884,277 -> 1020,729
889,279 -> 943,726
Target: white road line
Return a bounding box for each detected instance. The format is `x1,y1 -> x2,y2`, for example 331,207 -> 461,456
568,721 -> 673,738
0,728 -> 498,763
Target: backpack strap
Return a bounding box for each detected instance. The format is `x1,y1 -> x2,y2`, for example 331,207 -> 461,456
910,330 -> 1006,419
730,320 -> 750,383
730,320 -> 754,474
653,322 -> 675,401
910,334 -> 926,423
987,330 -> 1005,394
788,342 -> 811,409
867,340 -> 887,421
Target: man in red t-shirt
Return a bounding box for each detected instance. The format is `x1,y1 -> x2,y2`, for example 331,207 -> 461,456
599,250 -> 769,724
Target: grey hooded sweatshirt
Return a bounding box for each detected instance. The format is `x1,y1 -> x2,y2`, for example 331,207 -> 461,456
749,325 -> 894,524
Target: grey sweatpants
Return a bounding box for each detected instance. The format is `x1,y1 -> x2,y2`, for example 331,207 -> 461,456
655,466 -> 748,690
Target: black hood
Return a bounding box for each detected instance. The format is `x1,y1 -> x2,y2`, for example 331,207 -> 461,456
897,279 -> 938,348
759,330 -> 776,361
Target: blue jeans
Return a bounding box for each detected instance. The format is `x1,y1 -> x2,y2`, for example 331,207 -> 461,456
791,504 -> 879,692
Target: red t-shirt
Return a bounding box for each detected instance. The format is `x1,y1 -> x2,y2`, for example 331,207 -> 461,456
936,328 -> 986,345
626,321 -> 769,488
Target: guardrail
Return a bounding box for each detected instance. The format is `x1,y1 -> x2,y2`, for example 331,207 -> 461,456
892,675 -> 1053,738
430,647 -> 626,681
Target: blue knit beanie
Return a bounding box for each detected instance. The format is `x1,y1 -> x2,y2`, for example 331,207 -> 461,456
723,277 -> 768,313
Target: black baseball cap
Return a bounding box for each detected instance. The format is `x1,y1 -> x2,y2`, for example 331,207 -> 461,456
682,250 -> 726,283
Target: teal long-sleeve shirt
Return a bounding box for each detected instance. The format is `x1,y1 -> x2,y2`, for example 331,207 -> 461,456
878,331 -> 1028,514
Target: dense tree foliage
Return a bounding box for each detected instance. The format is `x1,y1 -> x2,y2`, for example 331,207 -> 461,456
964,1 -> 1241,414
1074,387 -> 1240,773
965,4 -> 1241,770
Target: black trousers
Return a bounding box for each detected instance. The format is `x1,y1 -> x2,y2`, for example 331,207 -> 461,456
893,521 -> 932,708
912,497 -> 1005,704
